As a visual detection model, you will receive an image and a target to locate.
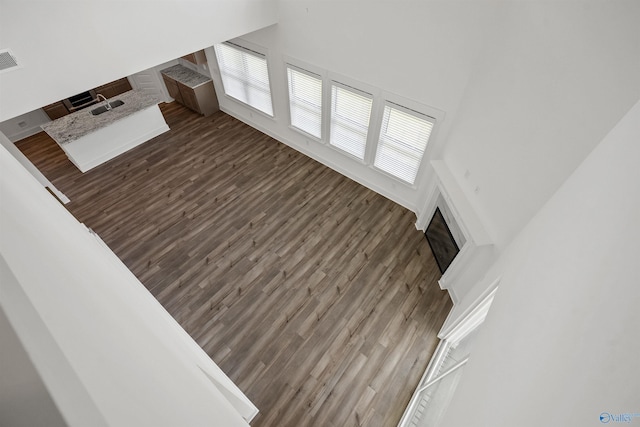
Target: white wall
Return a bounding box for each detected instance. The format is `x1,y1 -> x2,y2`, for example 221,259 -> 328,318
441,99 -> 640,426
0,108 -> 50,142
211,1 -> 638,307
209,0 -> 499,211
0,130 -> 69,203
0,144 -> 253,426
0,306 -> 67,427
0,0 -> 278,121
442,0 -> 640,249
211,0 -> 638,264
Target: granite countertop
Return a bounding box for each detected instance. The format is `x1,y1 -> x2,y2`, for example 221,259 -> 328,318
41,90 -> 160,145
160,64 -> 212,88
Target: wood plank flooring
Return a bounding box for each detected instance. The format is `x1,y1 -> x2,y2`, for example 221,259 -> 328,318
16,102 -> 451,427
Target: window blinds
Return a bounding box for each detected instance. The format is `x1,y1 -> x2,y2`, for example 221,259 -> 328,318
214,43 -> 273,116
329,83 -> 373,160
374,104 -> 434,184
287,66 -> 322,138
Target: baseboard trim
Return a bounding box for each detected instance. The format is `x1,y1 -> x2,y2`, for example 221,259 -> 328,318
219,106 -> 417,213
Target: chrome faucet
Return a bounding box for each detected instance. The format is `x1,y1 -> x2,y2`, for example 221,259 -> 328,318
96,93 -> 112,110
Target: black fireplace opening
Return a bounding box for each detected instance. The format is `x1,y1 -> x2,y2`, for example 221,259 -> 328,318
424,207 -> 460,274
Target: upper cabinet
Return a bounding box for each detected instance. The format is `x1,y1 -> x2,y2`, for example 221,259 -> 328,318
181,50 -> 207,65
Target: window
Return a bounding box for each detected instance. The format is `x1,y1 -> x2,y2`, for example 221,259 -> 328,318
374,103 -> 434,185
214,42 -> 273,116
329,83 -> 373,160
287,65 -> 322,138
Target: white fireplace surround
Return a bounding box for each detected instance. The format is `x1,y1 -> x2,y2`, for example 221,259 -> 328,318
416,160 -> 494,303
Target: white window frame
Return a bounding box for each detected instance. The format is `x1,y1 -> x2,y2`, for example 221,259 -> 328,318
247,54 -> 446,190
286,63 -> 324,140
328,81 -> 374,162
213,40 -> 275,118
372,100 -> 437,186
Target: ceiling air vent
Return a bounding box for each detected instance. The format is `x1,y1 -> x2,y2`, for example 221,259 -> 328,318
0,50 -> 20,73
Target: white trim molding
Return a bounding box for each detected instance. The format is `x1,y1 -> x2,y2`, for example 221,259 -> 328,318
219,105 -> 418,212
398,279 -> 499,427
439,280 -> 499,341
416,160 -> 491,244
416,160 -> 494,303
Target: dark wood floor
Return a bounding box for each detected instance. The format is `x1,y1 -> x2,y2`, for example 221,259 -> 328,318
16,102 -> 451,427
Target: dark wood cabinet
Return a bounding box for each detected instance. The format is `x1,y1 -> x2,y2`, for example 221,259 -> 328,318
161,72 -> 218,116
41,78 -> 132,121
181,50 -> 207,65
43,101 -> 70,120
94,78 -> 132,99
178,81 -> 200,113
162,74 -> 184,104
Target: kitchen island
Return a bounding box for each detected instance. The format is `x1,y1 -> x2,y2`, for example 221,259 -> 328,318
41,90 -> 169,172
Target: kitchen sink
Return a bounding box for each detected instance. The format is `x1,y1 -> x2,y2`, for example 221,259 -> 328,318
90,99 -> 124,115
